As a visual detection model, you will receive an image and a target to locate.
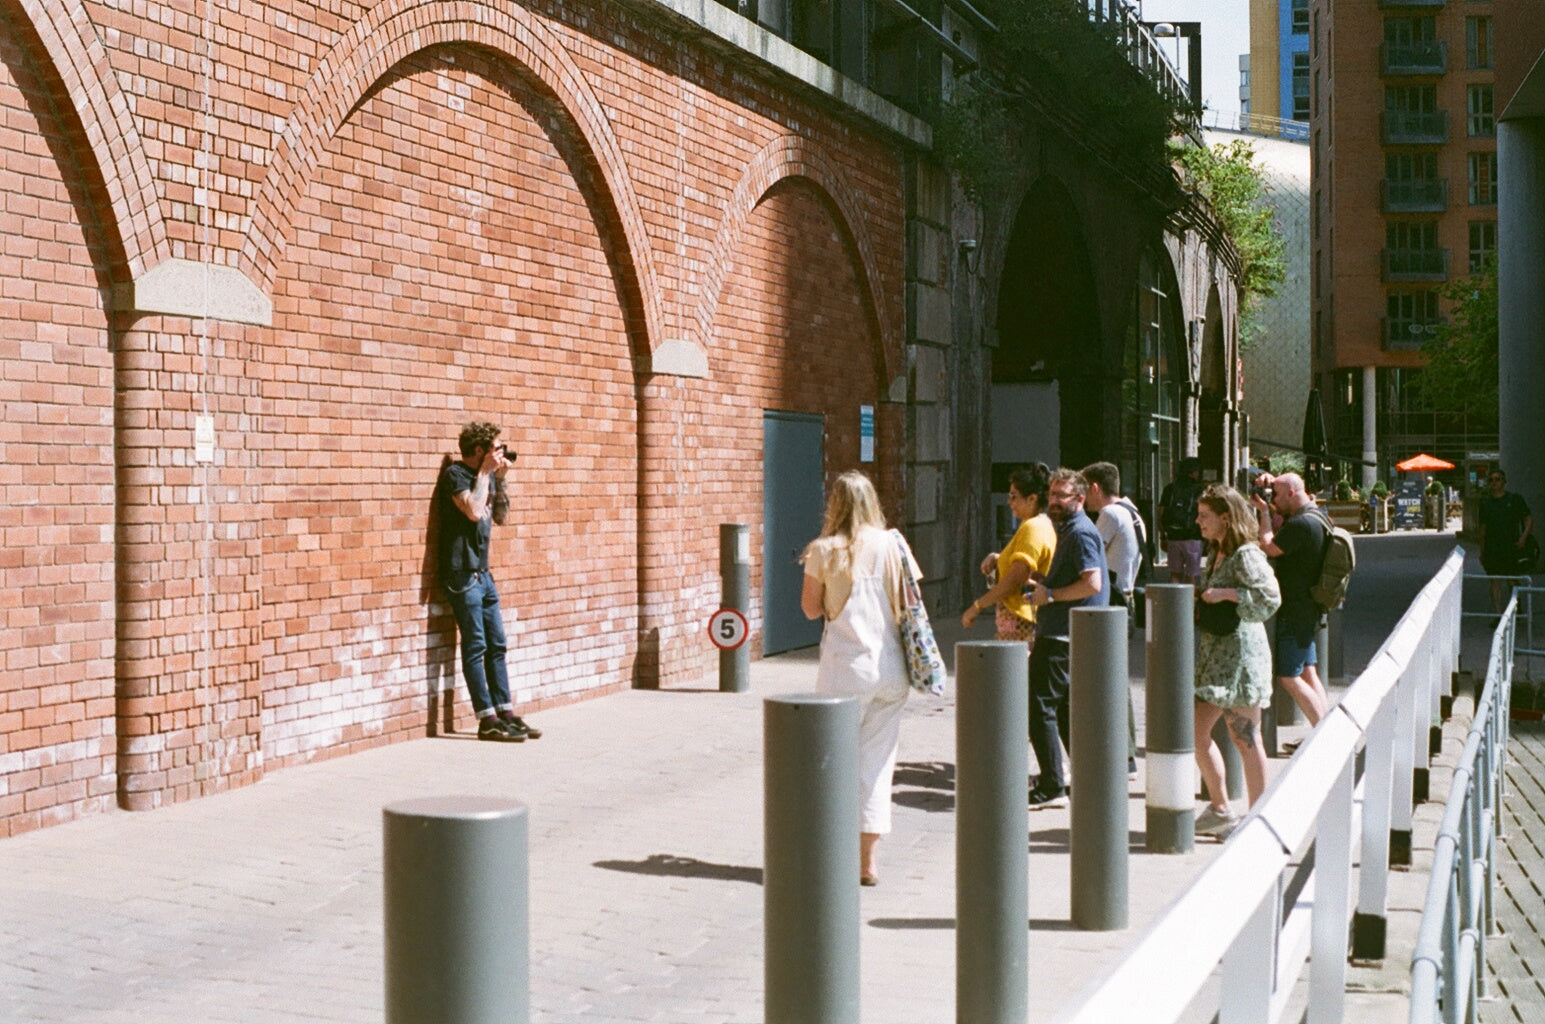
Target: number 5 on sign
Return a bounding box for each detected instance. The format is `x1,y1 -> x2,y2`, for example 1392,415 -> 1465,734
708,608 -> 748,651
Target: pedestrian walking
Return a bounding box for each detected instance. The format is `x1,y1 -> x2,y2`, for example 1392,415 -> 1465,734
962,463 -> 1055,650
800,470 -> 922,886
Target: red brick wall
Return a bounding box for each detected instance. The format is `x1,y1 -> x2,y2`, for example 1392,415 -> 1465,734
0,8 -> 118,836
1,0 -> 909,830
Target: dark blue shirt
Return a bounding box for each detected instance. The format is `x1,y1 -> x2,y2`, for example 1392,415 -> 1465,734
433,461 -> 492,579
1036,508 -> 1109,639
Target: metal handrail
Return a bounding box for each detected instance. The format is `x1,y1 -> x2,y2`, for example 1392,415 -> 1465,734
1409,596 -> 1514,1023
1058,548 -> 1467,1023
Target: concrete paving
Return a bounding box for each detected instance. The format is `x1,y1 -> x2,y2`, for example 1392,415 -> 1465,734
0,530 -> 1518,1024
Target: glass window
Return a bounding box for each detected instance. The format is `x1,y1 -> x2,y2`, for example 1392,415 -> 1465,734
1292,0 -> 1309,34
1387,222 -> 1438,251
1466,17 -> 1493,68
1386,84 -> 1438,114
1468,221 -> 1496,271
1386,152 -> 1438,181
1387,290 -> 1440,347
1468,84 -> 1495,137
1469,151 -> 1498,204
1293,53 -> 1311,121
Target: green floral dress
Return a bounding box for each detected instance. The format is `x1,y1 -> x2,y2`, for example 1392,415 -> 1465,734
1194,542 -> 1282,709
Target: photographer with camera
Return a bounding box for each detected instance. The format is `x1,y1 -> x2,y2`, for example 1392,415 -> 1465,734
1250,471 -> 1329,731
432,421 -> 543,742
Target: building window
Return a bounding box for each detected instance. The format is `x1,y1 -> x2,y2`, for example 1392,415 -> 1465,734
1387,290 -> 1440,348
1292,0 -> 1309,34
1469,151 -> 1498,204
1387,221 -> 1438,251
1468,221 -> 1497,271
1293,53 -> 1311,121
1386,152 -> 1438,183
1468,84 -> 1495,137
1466,17 -> 1493,68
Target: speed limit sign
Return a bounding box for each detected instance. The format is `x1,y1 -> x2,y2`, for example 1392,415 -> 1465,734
708,608 -> 749,651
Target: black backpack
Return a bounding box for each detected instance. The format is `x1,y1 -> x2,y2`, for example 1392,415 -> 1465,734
1161,481 -> 1201,538
1114,497 -> 1150,585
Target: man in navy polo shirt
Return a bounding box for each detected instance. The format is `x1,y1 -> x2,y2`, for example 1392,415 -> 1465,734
1025,468 -> 1109,808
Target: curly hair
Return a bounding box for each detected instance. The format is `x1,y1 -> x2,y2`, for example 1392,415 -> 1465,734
457,421 -> 502,457
1008,462 -> 1052,508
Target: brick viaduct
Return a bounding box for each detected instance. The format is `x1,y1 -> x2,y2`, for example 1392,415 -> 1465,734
0,0 -> 1240,834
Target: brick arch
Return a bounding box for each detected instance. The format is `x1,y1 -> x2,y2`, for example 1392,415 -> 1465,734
241,0 -> 663,360
697,134 -> 902,386
14,0 -> 167,277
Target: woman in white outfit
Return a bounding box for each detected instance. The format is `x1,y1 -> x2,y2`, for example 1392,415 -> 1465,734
800,471 -> 920,887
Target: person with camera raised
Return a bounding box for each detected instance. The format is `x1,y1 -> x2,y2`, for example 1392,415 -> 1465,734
1250,471 -> 1329,730
433,421 -> 543,742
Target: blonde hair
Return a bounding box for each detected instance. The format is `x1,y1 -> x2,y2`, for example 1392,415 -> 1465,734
820,470 -> 887,541
1199,484 -> 1259,558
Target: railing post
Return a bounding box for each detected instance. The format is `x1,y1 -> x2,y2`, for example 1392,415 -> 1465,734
1070,606 -> 1129,931
1392,665 -> 1418,867
383,796 -> 530,1024
720,523 -> 750,693
1144,584 -> 1194,853
1307,758 -> 1354,1024
1220,874 -> 1280,1023
764,694 -> 860,1024
955,641 -> 1029,1024
1353,698 -> 1397,959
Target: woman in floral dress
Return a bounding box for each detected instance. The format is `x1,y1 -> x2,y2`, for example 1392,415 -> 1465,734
1193,484 -> 1282,838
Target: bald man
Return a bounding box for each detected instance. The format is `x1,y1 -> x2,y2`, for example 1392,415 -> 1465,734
1250,472 -> 1330,728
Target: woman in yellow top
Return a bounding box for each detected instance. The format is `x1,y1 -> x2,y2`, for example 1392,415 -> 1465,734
961,463 -> 1057,647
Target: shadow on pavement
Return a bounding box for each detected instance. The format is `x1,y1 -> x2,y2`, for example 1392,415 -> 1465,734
594,853 -> 763,885
893,761 -> 955,790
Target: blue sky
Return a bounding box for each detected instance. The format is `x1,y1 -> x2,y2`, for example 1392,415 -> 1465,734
1137,0 -> 1252,120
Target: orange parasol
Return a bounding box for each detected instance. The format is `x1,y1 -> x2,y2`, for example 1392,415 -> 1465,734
1395,452 -> 1455,472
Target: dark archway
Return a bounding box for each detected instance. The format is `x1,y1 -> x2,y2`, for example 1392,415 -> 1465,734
1198,285 -> 1228,477
993,177 -> 1103,483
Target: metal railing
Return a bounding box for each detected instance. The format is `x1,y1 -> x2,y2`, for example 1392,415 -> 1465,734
1057,548 -> 1466,1024
1383,178 -> 1449,212
1384,109 -> 1450,144
1382,40 -> 1449,75
1409,597 -> 1514,1024
1383,247 -> 1450,282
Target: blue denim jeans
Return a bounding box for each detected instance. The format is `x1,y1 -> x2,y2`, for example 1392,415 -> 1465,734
444,569 -> 511,717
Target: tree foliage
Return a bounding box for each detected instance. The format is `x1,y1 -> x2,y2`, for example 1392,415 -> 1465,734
1170,139 -> 1287,347
935,0 -> 1189,202
1417,254 -> 1498,424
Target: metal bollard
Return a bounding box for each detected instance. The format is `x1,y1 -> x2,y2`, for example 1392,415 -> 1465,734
384,796 -> 529,1024
1070,606 -> 1129,931
764,694 -> 860,1024
956,641 -> 1030,1024
721,524 -> 750,693
1213,718 -> 1245,801
1144,584 -> 1195,854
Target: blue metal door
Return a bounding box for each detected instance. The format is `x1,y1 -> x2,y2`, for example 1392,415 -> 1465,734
763,411 -> 825,654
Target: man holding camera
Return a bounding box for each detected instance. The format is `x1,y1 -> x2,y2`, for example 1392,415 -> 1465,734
1250,471 -> 1329,729
433,421 -> 543,742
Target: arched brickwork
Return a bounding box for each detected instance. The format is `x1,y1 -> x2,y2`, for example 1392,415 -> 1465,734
242,0 -> 663,362
695,133 -> 902,385
13,0 -> 166,278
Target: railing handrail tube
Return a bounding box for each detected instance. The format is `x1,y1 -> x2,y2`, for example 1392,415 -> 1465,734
1058,548 -> 1467,1023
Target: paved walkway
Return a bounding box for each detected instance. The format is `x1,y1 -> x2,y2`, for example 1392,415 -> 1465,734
0,621 -> 1253,1024
1490,719 -> 1545,1019
0,531 -> 1500,1023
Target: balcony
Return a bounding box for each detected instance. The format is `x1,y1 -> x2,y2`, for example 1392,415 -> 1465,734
1383,247 -> 1450,282
1383,317 -> 1442,351
1382,40 -> 1448,75
1382,109 -> 1449,144
1382,178 -> 1448,212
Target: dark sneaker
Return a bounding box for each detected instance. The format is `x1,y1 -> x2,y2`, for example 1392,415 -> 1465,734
1127,757 -> 1138,779
500,715 -> 542,740
478,718 -> 524,742
1028,784 -> 1069,810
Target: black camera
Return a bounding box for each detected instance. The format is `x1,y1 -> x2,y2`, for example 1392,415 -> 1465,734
1238,466 -> 1271,502
496,444 -> 517,463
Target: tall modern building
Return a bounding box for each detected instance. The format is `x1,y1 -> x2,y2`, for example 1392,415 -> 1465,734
1310,0 -> 1499,487
1244,0 -> 1311,134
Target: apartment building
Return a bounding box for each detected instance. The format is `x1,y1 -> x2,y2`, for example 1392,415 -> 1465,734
1311,0 -> 1499,485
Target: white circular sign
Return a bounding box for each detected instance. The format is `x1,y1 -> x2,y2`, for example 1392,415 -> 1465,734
708,608 -> 749,651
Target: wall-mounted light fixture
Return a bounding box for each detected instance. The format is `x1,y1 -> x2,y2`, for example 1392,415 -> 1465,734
958,237 -> 980,276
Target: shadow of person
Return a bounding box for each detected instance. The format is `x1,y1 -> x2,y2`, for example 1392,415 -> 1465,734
593,853 -> 764,885
420,453 -> 457,736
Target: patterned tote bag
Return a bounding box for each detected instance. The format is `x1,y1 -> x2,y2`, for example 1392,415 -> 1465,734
891,530 -> 947,696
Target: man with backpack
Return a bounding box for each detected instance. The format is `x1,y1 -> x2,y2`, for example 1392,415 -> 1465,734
1250,472 -> 1331,728
1159,457 -> 1205,585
